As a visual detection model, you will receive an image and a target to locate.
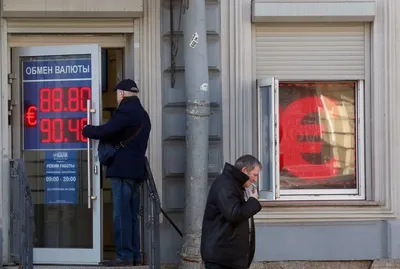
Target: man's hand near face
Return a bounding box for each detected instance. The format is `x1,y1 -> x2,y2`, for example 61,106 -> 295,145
250,186 -> 259,200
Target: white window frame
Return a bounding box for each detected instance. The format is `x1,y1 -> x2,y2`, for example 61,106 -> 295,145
257,78 -> 366,201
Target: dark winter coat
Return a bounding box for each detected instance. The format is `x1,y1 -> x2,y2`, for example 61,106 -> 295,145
82,96 -> 151,180
200,163 -> 262,269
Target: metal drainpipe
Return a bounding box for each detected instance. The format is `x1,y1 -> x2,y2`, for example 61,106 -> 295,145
178,0 -> 211,268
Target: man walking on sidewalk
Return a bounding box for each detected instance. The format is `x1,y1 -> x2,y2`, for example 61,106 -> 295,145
201,155 -> 262,269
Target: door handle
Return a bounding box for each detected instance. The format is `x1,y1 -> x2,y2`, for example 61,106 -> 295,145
87,99 -> 92,208
86,100 -> 98,208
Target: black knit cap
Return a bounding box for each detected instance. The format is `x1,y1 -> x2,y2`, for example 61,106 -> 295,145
114,79 -> 139,93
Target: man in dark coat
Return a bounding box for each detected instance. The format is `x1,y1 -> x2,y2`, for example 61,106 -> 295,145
201,155 -> 262,269
82,79 -> 151,267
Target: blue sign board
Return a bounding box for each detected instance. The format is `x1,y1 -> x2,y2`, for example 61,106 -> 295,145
23,56 -> 92,150
44,151 -> 78,204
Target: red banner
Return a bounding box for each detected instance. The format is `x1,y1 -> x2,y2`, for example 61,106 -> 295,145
280,95 -> 340,180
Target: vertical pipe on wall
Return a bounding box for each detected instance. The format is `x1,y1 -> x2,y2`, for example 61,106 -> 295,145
178,0 -> 210,268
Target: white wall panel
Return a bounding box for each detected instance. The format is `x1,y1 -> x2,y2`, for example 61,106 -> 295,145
8,35 -> 126,48
7,19 -> 134,33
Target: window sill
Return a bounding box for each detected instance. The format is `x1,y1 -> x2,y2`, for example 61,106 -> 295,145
255,200 -> 394,222
259,200 -> 382,207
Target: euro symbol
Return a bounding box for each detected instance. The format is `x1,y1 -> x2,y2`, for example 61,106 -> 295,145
280,96 -> 339,179
26,105 -> 37,127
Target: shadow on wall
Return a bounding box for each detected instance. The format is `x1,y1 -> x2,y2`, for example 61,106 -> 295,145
160,213 -> 184,264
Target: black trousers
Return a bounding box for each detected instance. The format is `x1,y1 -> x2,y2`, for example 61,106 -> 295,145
204,262 -> 236,269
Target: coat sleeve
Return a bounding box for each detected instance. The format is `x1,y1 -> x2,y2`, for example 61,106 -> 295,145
215,184 -> 262,224
81,107 -> 138,140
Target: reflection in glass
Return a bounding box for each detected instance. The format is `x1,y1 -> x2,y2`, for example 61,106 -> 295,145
25,151 -> 93,248
278,82 -> 356,190
21,54 -> 93,248
259,85 -> 274,192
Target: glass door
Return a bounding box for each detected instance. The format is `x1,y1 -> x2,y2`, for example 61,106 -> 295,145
11,45 -> 102,264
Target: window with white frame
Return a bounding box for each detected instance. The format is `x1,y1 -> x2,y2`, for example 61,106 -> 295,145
257,79 -> 365,200
254,22 -> 369,200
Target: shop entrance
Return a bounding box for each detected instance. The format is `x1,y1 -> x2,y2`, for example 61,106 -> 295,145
100,48 -> 125,261
11,45 -> 124,265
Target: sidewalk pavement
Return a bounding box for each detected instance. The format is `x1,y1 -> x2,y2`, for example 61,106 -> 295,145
249,260 -> 400,269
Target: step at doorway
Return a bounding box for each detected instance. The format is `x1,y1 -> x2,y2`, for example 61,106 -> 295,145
4,266 -> 149,269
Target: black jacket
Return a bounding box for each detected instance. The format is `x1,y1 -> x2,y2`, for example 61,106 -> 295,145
200,163 -> 262,269
82,96 -> 151,180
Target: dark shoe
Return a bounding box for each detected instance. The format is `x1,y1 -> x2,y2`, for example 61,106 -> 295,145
101,259 -> 133,267
133,260 -> 143,266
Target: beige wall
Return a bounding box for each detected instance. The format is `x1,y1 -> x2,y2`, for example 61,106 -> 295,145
2,0 -> 143,18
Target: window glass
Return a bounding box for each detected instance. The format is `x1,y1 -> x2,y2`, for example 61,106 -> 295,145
279,82 -> 356,190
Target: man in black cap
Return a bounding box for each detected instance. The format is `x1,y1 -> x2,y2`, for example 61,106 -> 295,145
82,79 -> 151,266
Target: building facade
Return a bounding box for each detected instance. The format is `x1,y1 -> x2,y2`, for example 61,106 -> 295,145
1,0 -> 400,266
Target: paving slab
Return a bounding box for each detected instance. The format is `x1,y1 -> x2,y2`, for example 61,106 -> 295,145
371,259 -> 400,268
250,261 -> 373,269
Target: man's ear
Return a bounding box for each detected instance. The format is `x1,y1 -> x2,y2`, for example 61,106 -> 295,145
241,167 -> 247,174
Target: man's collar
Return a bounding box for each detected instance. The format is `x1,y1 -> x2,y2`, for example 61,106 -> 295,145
222,162 -> 249,186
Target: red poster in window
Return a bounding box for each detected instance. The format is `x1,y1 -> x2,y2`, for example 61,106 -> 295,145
280,96 -> 339,179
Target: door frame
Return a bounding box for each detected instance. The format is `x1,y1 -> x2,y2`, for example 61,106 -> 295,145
11,44 -> 103,264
